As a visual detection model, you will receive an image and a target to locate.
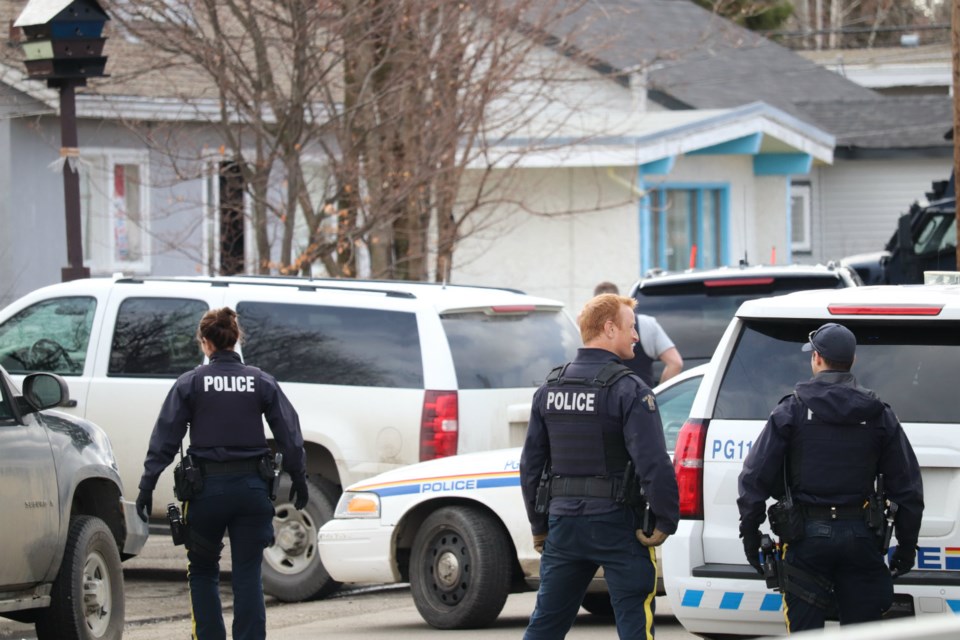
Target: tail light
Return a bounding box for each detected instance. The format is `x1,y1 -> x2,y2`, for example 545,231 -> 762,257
674,418 -> 708,518
420,390 -> 459,461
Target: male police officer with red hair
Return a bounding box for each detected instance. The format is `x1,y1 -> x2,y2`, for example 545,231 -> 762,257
520,293 -> 679,639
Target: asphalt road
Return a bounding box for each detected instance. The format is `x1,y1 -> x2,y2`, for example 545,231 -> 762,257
0,532 -> 702,639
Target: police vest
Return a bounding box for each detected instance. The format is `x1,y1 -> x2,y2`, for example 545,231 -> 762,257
787,397 -> 881,503
541,362 -> 635,477
188,362 -> 268,450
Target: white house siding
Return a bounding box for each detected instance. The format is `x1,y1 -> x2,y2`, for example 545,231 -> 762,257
453,154 -> 791,312
811,158 -> 952,264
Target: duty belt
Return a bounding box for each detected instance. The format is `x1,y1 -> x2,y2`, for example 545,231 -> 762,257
800,504 -> 864,521
200,458 -> 261,476
550,476 -> 620,500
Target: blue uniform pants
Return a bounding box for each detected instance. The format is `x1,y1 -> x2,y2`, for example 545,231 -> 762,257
524,507 -> 658,640
782,519 -> 893,632
184,472 -> 275,640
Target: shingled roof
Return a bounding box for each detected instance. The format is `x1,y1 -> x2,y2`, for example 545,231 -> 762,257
795,96 -> 953,157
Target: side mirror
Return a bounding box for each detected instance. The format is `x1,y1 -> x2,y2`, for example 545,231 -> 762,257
21,372 -> 69,411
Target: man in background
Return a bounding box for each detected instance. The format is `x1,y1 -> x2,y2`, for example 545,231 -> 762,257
593,282 -> 683,387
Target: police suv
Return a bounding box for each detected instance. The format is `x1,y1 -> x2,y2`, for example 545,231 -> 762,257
663,284 -> 960,637
0,274 -> 580,602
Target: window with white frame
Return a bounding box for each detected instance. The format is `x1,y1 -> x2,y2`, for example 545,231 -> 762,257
791,183 -> 812,253
79,152 -> 150,273
202,160 -> 248,275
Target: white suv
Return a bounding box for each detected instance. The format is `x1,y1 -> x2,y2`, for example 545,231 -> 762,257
0,275 -> 580,602
663,284 -> 960,637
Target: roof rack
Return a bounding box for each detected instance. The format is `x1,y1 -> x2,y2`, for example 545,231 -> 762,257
113,276 -> 417,299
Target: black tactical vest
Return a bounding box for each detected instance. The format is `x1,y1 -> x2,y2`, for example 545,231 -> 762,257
188,363 -> 268,449
788,398 -> 881,503
542,362 -> 634,477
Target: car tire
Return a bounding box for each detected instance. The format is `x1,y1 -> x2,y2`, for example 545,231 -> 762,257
409,506 -> 512,629
580,592 -> 615,617
262,475 -> 342,602
35,516 -> 124,640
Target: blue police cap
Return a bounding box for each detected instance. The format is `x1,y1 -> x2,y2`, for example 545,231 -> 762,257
802,322 -> 856,362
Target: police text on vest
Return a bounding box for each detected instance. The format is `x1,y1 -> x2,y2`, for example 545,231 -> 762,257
204,375 -> 256,392
546,390 -> 596,412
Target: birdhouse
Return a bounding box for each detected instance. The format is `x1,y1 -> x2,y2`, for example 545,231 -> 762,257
14,0 -> 109,85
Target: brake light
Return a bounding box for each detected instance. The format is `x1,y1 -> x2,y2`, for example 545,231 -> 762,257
828,304 -> 943,316
703,277 -> 774,287
674,418 -> 708,518
420,390 -> 459,461
489,305 -> 536,314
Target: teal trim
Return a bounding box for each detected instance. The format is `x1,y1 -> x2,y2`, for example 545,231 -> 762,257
754,153 -> 813,176
638,167 -> 651,275
643,182 -> 730,271
640,157 -> 675,175
687,133 -> 762,156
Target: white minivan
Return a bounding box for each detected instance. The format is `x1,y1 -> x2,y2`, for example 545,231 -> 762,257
0,274 -> 580,602
663,284 -> 960,637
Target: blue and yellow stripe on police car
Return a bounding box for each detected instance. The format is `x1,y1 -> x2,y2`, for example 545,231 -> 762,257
351,470 -> 520,497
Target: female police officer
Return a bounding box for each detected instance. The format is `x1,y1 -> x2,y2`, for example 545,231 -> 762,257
135,307 -> 308,640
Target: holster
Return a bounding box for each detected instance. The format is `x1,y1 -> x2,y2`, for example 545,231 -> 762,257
173,454 -> 204,501
768,499 -> 805,544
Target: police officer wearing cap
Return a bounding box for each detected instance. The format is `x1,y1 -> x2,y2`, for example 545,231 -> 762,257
136,307 -> 308,640
520,293 -> 679,639
737,322 -> 923,632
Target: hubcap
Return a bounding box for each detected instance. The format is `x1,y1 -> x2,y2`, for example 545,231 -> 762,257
425,530 -> 470,605
434,551 -> 461,588
82,551 -> 111,636
264,504 -> 317,575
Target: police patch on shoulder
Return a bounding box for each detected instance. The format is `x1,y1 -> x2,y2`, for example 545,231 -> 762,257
641,392 -> 657,412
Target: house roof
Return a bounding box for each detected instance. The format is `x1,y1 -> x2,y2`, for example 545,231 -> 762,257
539,0 -> 880,119
795,96 -> 953,157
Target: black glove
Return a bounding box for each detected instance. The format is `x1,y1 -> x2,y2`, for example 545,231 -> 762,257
891,544 -> 916,578
741,528 -> 763,575
135,489 -> 152,523
289,476 -> 309,510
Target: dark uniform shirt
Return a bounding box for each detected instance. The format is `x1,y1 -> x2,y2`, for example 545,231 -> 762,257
738,370 -> 923,548
139,350 -> 306,492
519,348 -> 679,537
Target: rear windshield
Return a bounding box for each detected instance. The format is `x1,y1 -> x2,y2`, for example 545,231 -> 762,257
636,276 -> 845,363
441,310 -> 580,389
716,319 -> 960,423
238,302 -> 424,388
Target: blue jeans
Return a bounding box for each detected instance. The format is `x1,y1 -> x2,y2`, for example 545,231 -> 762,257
524,507 -> 657,639
184,472 -> 275,640
783,519 -> 893,632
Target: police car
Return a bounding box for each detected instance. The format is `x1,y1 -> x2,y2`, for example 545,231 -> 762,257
662,284 -> 960,637
317,364 -> 708,629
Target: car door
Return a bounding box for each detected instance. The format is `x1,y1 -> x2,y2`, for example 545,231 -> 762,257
0,372 -> 59,587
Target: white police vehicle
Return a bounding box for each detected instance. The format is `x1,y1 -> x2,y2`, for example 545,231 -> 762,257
663,284 -> 960,637
318,365 -> 708,629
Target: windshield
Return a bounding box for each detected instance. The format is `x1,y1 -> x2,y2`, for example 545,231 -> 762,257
716,319 -> 960,423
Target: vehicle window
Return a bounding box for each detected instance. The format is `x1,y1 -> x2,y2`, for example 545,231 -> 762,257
238,302 -> 423,388
913,214 -> 955,255
656,374 -> 702,453
109,298 -> 208,377
441,310 -> 580,389
637,276 -> 845,363
715,319 -> 960,423
0,297 -> 96,375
